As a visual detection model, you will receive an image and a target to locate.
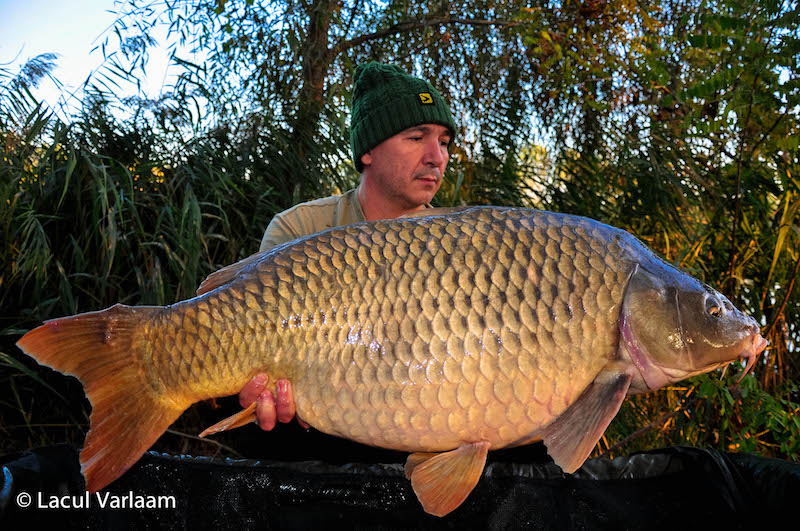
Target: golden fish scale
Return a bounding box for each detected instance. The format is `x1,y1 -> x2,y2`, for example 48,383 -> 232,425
139,208 -> 635,452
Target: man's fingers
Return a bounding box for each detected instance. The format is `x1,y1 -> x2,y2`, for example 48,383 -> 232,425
240,375 -> 299,430
239,373 -> 269,407
275,379 -> 296,424
255,389 -> 278,431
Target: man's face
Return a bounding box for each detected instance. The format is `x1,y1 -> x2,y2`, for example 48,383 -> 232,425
361,124 -> 451,209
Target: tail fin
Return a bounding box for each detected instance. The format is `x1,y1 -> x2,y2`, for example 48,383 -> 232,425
16,304 -> 189,492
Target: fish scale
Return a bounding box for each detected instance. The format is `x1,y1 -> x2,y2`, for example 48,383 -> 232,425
17,206 -> 766,515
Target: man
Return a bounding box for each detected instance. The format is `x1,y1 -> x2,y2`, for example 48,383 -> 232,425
238,61 -> 457,431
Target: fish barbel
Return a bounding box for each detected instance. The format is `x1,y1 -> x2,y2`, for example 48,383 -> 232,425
16,207 -> 767,516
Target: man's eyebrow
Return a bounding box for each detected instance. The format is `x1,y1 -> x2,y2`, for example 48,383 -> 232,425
406,125 -> 451,137
406,125 -> 430,134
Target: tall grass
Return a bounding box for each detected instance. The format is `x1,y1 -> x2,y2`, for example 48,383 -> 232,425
0,66 -> 289,454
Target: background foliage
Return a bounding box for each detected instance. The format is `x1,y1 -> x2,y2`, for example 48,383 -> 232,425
2,0 -> 799,462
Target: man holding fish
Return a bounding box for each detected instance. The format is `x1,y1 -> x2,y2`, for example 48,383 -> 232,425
239,61 -> 457,432
16,60 -> 767,517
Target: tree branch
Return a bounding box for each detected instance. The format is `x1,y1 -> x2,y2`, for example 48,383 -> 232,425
335,17 -> 524,55
748,113 -> 785,159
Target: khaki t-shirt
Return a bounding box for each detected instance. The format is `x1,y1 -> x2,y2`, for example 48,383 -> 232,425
259,185 -> 434,252
259,187 -> 365,252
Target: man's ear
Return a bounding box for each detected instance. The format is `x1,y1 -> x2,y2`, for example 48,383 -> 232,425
361,152 -> 372,167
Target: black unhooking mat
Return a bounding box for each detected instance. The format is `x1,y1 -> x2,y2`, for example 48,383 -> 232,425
1,443 -> 797,530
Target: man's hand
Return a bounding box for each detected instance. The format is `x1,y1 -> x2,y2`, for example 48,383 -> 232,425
239,374 -> 309,430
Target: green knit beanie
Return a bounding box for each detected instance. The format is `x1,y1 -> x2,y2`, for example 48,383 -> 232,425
350,62 -> 456,172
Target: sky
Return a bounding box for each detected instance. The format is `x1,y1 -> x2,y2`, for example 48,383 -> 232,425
1,0 -> 180,116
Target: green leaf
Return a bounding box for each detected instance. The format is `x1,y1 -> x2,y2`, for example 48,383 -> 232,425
698,381 -> 716,397
57,149 -> 77,210
723,388 -> 735,406
688,35 -> 706,48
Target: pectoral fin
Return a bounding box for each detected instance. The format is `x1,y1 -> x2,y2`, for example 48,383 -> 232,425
199,402 -> 258,437
542,367 -> 633,473
406,441 -> 491,517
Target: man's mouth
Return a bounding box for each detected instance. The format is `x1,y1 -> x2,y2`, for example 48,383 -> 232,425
415,172 -> 440,184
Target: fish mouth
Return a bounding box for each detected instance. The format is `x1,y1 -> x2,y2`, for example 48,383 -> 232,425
727,333 -> 768,382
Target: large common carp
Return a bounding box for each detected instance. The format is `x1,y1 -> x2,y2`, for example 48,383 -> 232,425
17,207 -> 766,516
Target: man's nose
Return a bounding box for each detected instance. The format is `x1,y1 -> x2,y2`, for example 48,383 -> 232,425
423,138 -> 446,166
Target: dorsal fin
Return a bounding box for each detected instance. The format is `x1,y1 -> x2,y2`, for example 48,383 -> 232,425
197,252 -> 267,296
400,206 -> 474,219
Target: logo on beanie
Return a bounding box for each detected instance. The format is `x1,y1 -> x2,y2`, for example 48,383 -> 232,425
418,92 -> 434,105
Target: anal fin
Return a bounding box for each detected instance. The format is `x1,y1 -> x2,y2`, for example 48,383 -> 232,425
199,402 -> 258,437
543,366 -> 633,473
407,441 -> 491,517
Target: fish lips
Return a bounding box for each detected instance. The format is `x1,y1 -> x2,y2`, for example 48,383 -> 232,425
731,331 -> 768,382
